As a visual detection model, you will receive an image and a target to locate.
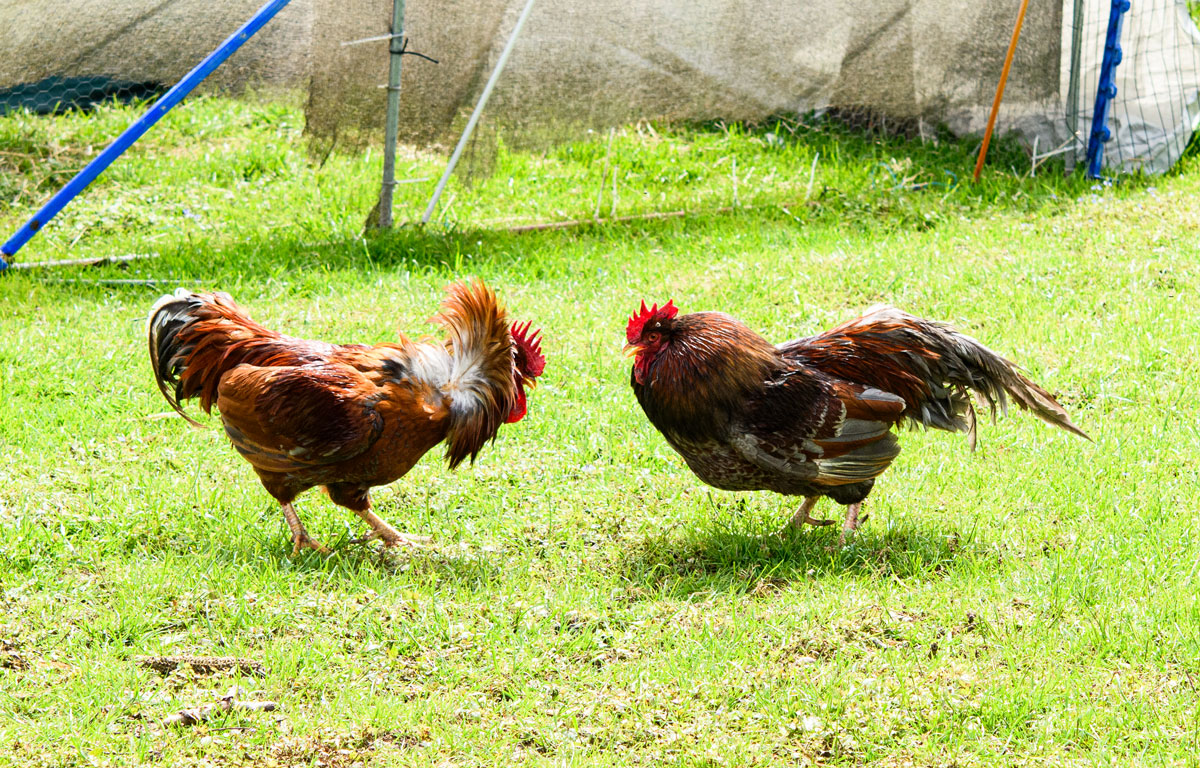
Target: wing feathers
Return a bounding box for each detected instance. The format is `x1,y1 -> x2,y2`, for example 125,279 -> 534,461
735,376 -> 905,489
216,363 -> 384,474
812,430 -> 901,484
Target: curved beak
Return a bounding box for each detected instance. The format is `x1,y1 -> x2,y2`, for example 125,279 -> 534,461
622,342 -> 642,358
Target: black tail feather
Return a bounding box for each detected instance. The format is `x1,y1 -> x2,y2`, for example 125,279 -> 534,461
147,288 -> 206,426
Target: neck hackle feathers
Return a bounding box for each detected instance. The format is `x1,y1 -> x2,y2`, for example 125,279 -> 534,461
429,281 -> 518,468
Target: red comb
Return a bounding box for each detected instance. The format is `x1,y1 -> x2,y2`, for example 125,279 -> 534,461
626,300 -> 678,343
511,320 -> 546,378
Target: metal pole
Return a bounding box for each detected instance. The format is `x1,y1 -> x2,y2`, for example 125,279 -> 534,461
0,0 -> 293,272
1066,0 -> 1086,159
375,0 -> 408,229
421,0 -> 537,225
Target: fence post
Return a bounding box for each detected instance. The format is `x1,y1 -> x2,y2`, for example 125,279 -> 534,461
1066,0 -> 1086,154
973,0 -> 1031,183
375,0 -> 408,229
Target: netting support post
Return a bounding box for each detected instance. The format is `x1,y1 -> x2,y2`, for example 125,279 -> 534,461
1065,0 -> 1086,151
375,0 -> 408,229
1086,0 -> 1130,179
0,0 -> 293,273
421,0 -> 538,225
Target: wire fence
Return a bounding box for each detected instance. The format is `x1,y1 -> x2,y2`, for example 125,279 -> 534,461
1066,0 -> 1200,174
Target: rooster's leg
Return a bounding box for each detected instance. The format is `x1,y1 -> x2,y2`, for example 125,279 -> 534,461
350,508 -> 433,548
837,502 -> 864,547
281,502 -> 330,555
787,496 -> 835,529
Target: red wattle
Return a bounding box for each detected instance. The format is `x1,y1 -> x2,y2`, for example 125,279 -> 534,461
505,382 -> 528,423
633,355 -> 647,385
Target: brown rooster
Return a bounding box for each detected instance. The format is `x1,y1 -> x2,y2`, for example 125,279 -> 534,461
625,301 -> 1088,543
148,281 -> 545,554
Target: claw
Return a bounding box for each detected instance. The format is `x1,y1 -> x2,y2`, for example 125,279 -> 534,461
836,501 -> 865,547
350,507 -> 432,549
291,531 -> 331,556
784,496 -> 835,531
348,529 -> 433,548
281,501 -> 330,556
382,532 -> 434,548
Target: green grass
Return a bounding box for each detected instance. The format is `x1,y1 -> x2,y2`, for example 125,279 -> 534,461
1,96 -> 1199,767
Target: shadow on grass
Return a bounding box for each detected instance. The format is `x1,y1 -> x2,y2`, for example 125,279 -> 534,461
618,514 -> 990,598
12,161 -> 1116,294
4,215 -> 690,297
241,531 -> 507,590
6,103 -> 1141,292
35,205 -> 781,288
14,144 -> 1090,291
196,521 -> 985,603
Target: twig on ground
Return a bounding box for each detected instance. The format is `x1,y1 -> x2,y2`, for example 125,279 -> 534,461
805,153 -> 820,201
137,655 -> 266,677
595,127 -> 615,220
162,686 -> 278,727
732,156 -> 739,207
8,253 -> 154,270
510,208 -> 703,233
37,278 -> 166,286
508,196 -> 814,234
611,163 -> 618,217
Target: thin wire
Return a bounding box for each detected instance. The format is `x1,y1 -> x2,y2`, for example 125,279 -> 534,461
421,0 -> 538,225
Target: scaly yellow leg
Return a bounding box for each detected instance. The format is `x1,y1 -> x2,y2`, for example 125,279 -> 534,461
280,502 -> 329,555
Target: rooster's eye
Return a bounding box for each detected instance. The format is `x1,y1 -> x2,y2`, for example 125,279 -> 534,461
646,332 -> 661,344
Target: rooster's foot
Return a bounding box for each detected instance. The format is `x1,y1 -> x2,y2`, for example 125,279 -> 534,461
349,529 -> 433,548
280,501 -> 330,556
291,532 -> 331,556
351,508 -> 432,549
836,502 -> 865,547
783,497 -> 835,532
382,532 -> 434,548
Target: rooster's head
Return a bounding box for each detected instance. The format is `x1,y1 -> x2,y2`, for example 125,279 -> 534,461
624,300 -> 678,385
507,320 -> 546,423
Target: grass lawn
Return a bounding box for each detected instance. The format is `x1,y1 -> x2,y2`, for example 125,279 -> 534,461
1,96 -> 1199,767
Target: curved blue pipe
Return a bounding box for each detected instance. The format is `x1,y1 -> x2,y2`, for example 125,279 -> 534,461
0,0 -> 293,271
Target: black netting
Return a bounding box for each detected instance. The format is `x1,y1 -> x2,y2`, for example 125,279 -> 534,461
1,0 -> 1198,185
0,76 -> 167,117
0,0 -> 312,116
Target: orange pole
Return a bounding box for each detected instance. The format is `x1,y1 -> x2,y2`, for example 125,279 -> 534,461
974,0 -> 1032,183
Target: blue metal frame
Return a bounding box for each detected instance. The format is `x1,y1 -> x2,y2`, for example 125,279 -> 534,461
0,0 -> 293,272
1085,0 -> 1131,179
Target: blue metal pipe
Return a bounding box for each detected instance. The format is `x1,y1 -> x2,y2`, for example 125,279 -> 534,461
1085,0 -> 1130,179
0,0 -> 293,272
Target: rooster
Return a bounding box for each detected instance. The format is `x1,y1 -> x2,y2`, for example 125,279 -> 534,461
625,301 -> 1088,543
148,281 -> 545,554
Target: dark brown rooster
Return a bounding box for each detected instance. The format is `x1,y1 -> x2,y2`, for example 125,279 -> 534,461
625,301 -> 1088,543
148,281 -> 545,554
